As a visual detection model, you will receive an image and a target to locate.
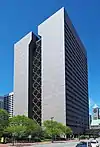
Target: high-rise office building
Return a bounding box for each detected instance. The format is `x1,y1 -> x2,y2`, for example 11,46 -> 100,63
4,92 -> 14,117
14,7 -> 89,134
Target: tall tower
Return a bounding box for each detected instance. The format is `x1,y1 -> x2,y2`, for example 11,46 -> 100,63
14,32 -> 41,124
14,7 -> 89,134
38,7 -> 89,134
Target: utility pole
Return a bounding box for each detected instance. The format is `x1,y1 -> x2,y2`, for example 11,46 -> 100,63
50,117 -> 54,143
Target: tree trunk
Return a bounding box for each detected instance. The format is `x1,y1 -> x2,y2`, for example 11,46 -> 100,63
12,136 -> 15,146
51,135 -> 54,143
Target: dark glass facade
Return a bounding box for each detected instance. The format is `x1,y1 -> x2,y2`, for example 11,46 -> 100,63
64,14 -> 89,134
28,37 -> 41,125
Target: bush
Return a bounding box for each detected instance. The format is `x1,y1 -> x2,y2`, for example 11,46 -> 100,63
33,136 -> 41,142
79,135 -> 86,139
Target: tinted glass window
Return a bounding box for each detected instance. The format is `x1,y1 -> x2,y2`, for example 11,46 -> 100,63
76,145 -> 87,147
91,141 -> 96,143
76,142 -> 87,147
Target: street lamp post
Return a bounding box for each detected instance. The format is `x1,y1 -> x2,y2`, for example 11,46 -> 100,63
50,117 -> 54,143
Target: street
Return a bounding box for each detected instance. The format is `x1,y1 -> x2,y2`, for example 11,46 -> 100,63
32,141 -> 79,147
31,138 -> 100,147
2,138 -> 100,146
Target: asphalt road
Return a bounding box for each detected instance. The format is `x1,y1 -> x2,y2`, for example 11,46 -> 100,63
32,138 -> 100,147
7,138 -> 100,147
32,141 -> 79,147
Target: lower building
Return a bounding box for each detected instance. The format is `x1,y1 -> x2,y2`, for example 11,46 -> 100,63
91,120 -> 100,129
4,92 -> 13,117
0,97 -> 4,109
89,114 -> 92,129
90,104 -> 100,129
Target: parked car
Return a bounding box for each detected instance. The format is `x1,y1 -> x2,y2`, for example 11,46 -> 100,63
90,140 -> 99,147
76,141 -> 92,147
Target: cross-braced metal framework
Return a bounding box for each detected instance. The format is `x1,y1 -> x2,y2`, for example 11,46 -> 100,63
32,39 -> 41,125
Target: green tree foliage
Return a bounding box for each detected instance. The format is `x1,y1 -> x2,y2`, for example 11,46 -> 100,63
0,109 -> 9,137
44,120 -> 60,137
62,125 -> 72,135
5,115 -> 41,137
43,120 -> 72,139
5,125 -> 26,138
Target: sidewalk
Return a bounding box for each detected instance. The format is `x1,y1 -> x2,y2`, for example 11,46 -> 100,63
7,140 -> 79,146
0,144 -> 8,147
8,142 -> 51,147
3,139 -> 83,147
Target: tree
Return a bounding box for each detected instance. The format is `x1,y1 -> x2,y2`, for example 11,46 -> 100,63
5,115 -> 41,145
43,120 -> 72,142
62,125 -> 72,139
43,120 -> 64,142
0,109 -> 9,137
5,125 -> 26,145
65,126 -> 72,135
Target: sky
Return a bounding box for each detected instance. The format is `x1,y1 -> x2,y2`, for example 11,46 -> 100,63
0,0 -> 100,110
